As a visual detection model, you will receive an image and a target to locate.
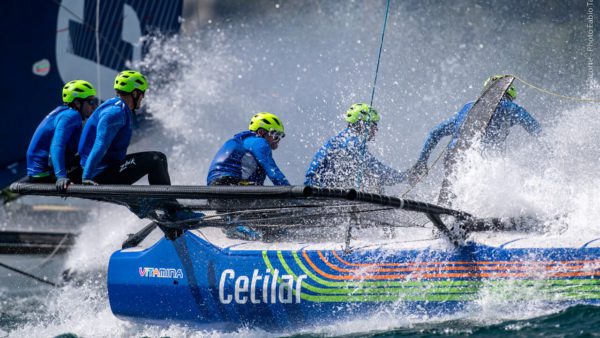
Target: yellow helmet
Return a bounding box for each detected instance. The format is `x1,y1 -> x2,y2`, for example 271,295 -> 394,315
114,70 -> 148,93
484,75 -> 517,100
248,112 -> 284,133
62,80 -> 96,103
345,103 -> 380,124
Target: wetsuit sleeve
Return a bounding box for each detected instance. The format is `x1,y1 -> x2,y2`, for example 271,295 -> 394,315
82,110 -> 124,179
247,139 -> 290,186
513,104 -> 541,136
417,114 -> 458,164
304,145 -> 328,186
364,151 -> 408,186
50,113 -> 80,178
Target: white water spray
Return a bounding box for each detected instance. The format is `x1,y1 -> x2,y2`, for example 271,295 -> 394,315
9,2 -> 600,336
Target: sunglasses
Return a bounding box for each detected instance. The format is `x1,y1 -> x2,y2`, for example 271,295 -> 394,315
84,97 -> 99,106
267,130 -> 286,141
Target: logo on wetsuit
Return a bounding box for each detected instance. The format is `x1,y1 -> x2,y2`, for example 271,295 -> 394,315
119,158 -> 136,172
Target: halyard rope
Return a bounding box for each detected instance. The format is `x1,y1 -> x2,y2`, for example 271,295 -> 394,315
356,0 -> 392,189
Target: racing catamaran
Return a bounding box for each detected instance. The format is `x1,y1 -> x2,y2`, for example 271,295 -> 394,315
9,183 -> 600,330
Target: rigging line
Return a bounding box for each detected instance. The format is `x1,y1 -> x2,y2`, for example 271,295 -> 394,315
26,233 -> 72,272
369,0 -> 391,108
95,0 -> 102,98
208,206 -> 398,225
356,0 -> 392,188
188,201 -> 367,212
512,74 -> 600,103
213,206 -> 396,224
401,146 -> 448,198
51,0 -> 131,65
0,261 -> 59,287
199,202 -> 377,220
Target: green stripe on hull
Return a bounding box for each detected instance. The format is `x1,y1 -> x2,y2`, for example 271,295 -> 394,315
277,251 -> 478,295
260,250 -> 600,303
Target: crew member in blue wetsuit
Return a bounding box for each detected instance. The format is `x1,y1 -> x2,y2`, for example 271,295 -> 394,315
305,103 -> 408,190
79,70 -> 171,185
26,80 -> 98,192
207,112 -> 289,186
79,70 -> 202,223
207,112 -> 288,241
410,76 -> 542,178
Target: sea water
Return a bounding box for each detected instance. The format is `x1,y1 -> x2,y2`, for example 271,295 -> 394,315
3,1 -> 600,336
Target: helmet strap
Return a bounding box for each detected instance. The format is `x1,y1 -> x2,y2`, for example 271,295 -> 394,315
122,90 -> 144,112
69,100 -> 83,115
255,128 -> 267,138
350,120 -> 368,131
349,121 -> 376,141
131,91 -> 141,112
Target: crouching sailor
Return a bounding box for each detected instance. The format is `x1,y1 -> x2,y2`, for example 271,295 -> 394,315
207,112 -> 290,240
304,103 -> 408,191
26,80 -> 98,192
207,112 -> 290,187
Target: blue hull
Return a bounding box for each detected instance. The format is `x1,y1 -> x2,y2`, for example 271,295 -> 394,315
107,231 -> 600,330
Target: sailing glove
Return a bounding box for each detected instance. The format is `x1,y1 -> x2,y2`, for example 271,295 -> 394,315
55,178 -> 71,193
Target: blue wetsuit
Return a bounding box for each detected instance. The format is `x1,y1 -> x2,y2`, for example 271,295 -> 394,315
304,128 -> 407,189
417,98 -> 541,164
26,106 -> 82,179
207,131 -> 290,186
78,97 -> 133,180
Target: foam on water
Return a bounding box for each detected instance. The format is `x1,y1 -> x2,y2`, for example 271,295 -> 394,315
8,2 -> 600,336
62,204 -> 148,273
8,280 -> 274,338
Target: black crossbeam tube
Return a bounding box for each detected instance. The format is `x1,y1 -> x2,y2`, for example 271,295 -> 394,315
12,183 -> 475,246
10,183 -> 471,218
11,183 -> 311,200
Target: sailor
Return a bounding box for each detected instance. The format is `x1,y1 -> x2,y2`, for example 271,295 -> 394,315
26,80 -> 98,192
207,112 -> 290,186
207,112 -> 288,241
304,103 -> 408,190
410,75 -> 542,178
78,70 -> 202,222
78,70 -> 172,185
